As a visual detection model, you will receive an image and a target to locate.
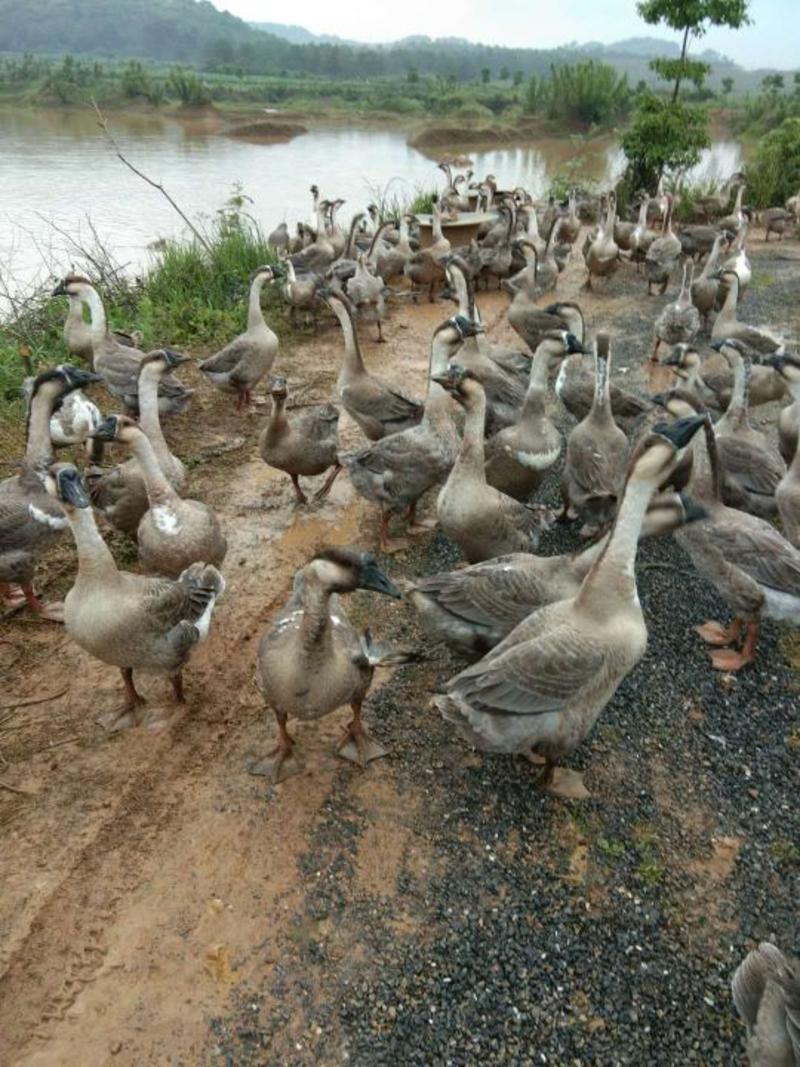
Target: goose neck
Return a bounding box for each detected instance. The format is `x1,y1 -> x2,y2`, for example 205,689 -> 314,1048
82,285 -> 108,344
68,505 -> 120,583
247,275 -> 267,331
128,431 -> 176,504
581,475 -> 654,606
333,301 -> 366,376
453,390 -> 487,477
137,366 -> 171,464
26,385 -> 57,469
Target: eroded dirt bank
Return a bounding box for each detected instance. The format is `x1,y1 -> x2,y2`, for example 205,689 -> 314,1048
0,239 -> 798,1065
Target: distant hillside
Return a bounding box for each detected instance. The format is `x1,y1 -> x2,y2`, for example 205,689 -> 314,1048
0,0 -> 778,91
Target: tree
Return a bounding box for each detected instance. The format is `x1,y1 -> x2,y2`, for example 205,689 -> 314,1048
621,92 -> 710,190
480,68 -> 491,85
513,70 -> 524,87
499,66 -> 510,80
746,117 -> 800,206
762,73 -> 785,97
407,65 -> 419,84
637,0 -> 750,100
722,76 -> 734,95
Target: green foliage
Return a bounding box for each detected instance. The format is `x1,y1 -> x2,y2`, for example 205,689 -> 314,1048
480,68 -> 491,85
636,0 -> 751,36
745,117 -> 800,207
722,76 -> 734,94
621,92 -> 710,189
649,56 -> 710,88
167,67 -> 211,106
522,61 -> 630,125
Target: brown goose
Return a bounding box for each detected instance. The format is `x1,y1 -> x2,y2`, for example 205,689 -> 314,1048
675,415 -> 800,670
652,261 -> 700,360
645,193 -> 681,295
484,331 -> 588,501
57,286 -> 142,367
323,289 -> 422,441
689,231 -> 731,332
259,377 -> 341,504
434,416 -> 706,798
731,942 -> 800,1067
563,333 -> 629,535
663,342 -> 786,410
712,271 -> 785,355
583,193 -> 619,290
0,364 -> 100,618
765,352 -> 800,464
507,296 -> 585,359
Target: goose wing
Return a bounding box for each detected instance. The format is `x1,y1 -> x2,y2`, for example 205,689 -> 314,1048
704,513 -> 800,594
411,559 -> 551,630
719,437 -> 786,496
199,335 -> 251,375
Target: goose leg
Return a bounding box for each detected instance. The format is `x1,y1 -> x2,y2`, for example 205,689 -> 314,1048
96,668 -> 147,732
695,617 -> 743,647
336,698 -> 387,768
314,464 -> 342,500
406,499 -> 437,535
290,474 -> 308,505
171,672 -> 186,703
379,509 -> 409,554
650,337 -> 660,362
22,584 -> 64,622
709,621 -> 758,672
536,759 -> 590,800
1,583 -> 27,608
376,321 -> 385,343
248,710 -> 300,783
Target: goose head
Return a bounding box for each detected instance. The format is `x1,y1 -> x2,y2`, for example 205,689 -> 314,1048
251,264 -> 278,285
29,364 -> 102,405
631,415 -> 707,484
642,491 -> 709,536
662,342 -> 701,372
90,413 -> 140,445
269,375 -> 289,402
309,546 -> 400,598
544,301 -> 585,342
650,389 -> 705,420
140,348 -> 188,377
764,351 -> 800,385
430,362 -> 483,409
710,337 -> 752,367
51,274 -> 97,302
44,463 -> 91,511
536,330 -> 589,364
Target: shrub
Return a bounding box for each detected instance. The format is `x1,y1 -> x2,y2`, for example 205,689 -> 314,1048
746,117 -> 800,207
621,92 -> 710,192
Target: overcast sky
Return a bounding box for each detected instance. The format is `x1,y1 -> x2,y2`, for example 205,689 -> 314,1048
213,1 -> 797,70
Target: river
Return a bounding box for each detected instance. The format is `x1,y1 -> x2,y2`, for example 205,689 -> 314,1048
0,108 -> 744,298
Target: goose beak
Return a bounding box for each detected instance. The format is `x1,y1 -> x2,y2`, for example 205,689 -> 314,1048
565,333 -> 589,355
678,492 -> 709,524
51,281 -> 67,297
709,339 -> 726,351
663,349 -> 684,367
653,414 -> 706,449
65,366 -> 103,388
764,353 -> 786,371
90,415 -> 120,442
55,467 -> 91,509
357,558 -> 401,599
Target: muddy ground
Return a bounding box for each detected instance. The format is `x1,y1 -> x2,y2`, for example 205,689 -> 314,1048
0,236 -> 798,1066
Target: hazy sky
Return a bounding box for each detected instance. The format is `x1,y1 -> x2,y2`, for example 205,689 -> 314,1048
213,1 -> 798,70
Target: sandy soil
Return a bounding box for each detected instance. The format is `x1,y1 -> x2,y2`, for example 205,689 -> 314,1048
0,235 -> 798,1066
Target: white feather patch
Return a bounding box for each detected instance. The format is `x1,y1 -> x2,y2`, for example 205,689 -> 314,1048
151,505 -> 180,535
28,504 -> 68,530
508,445 -> 562,470
763,588 -> 800,624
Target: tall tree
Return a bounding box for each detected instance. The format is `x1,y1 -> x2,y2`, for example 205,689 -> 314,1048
637,0 -> 750,100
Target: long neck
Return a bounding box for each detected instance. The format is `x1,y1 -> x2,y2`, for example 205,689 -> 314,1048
454,393 -> 487,477
450,269 -> 472,318
266,393 -> 289,440
346,215 -> 362,258
83,286 -> 108,344
25,386 -> 56,469
300,573 -> 334,648
247,276 -> 266,331
579,476 -> 655,606
690,418 -> 721,501
526,209 -> 540,240
68,505 -> 119,583
721,276 -> 739,317
590,355 -> 611,419
333,303 -> 366,376
703,235 -> 723,276
66,295 -> 84,329
636,200 -> 648,230
521,351 -> 552,419
432,208 -> 444,243
726,357 -> 749,422
129,431 -> 175,504
137,367 -> 172,464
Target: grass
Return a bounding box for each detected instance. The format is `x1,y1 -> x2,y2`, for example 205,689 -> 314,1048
0,194 -> 285,432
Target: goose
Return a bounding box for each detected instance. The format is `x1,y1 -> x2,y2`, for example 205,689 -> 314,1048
44,463 -> 224,732
712,271 -> 785,355
583,193 -> 619,290
326,198 -> 348,258
629,198 -> 658,266
690,231 -> 731,332
563,333 -> 629,535
251,547 -> 403,783
370,218 -> 409,283
719,223 -> 752,300
555,330 -> 652,427
22,376 -> 101,448
535,217 -> 562,293
322,289 -> 422,441
340,316 -> 470,552
731,942 -> 800,1067
259,376 -> 341,504
346,253 -> 387,342
58,287 -> 143,367
86,349 -> 187,535
52,276 -> 191,415
787,188 -> 800,223
199,265 -> 280,410
559,190 -> 581,245
517,204 -> 546,261
674,414 -> 800,671
291,198 -> 337,271
645,193 -> 681,295
404,202 -> 451,302
434,416 -> 706,798
478,204 -> 515,290
407,489 -> 707,657
0,364 -> 100,618
663,342 -> 787,410
484,331 -> 589,502
718,181 -> 747,234
762,206 -> 794,241
777,434 -> 800,547
279,256 -> 319,322
267,221 -> 290,252
652,261 -> 700,360
91,416 -> 227,578
693,174 -> 744,222
506,286 -> 585,358
678,223 -> 725,262
765,352 -> 800,464
435,365 -> 551,563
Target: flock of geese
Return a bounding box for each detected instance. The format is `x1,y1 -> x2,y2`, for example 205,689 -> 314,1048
2,163 -> 800,1060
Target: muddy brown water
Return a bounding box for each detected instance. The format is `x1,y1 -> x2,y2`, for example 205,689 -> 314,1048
0,234 -> 798,1064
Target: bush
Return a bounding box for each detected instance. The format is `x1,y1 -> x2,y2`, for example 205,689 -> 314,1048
522,61 -> 630,125
621,92 -> 710,192
746,117 -> 800,207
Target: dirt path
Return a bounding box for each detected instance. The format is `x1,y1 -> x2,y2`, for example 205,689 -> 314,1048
1,240 -> 798,1065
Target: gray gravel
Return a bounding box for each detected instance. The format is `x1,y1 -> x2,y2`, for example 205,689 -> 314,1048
207,245 -> 800,1066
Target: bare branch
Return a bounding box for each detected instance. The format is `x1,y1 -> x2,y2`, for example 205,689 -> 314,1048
91,99 -> 212,254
